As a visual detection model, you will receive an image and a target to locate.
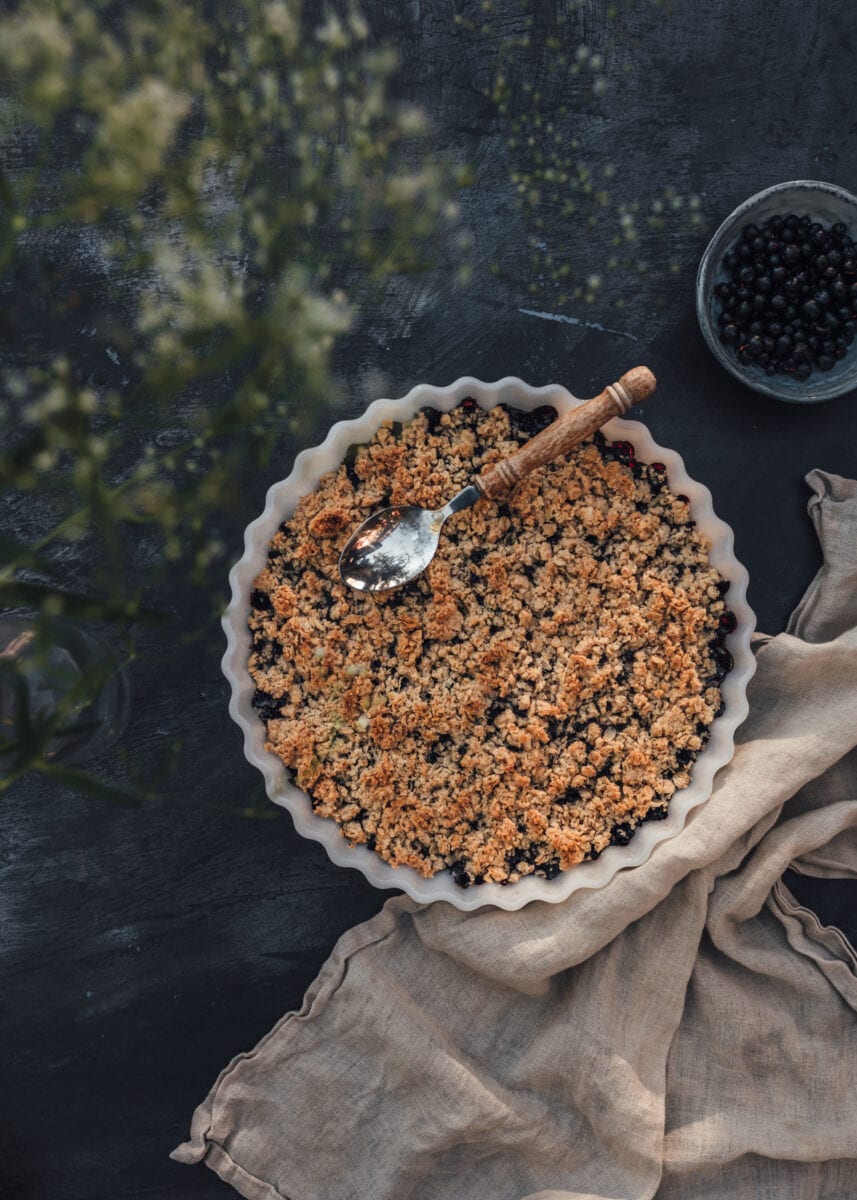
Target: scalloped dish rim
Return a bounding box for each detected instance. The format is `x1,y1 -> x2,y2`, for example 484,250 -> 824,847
221,376 -> 757,911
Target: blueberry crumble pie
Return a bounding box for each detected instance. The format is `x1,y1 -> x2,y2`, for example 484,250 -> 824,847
248,402 -> 734,887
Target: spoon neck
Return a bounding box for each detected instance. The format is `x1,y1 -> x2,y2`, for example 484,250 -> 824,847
437,485 -> 481,523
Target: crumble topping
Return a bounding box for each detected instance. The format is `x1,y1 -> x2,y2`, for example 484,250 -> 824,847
248,402 -> 734,887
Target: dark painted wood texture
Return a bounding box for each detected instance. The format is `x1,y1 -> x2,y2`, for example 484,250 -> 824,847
3,3 -> 857,1197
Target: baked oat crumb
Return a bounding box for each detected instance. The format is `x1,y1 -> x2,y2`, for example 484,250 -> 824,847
248,404 -> 734,886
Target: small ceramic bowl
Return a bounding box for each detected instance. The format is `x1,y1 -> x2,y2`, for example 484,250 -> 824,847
222,376 -> 757,911
696,180 -> 857,403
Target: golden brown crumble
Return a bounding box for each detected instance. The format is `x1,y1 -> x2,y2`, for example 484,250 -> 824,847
247,402 -> 733,887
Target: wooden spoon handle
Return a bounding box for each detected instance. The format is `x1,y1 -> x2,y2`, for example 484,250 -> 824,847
474,366 -> 656,500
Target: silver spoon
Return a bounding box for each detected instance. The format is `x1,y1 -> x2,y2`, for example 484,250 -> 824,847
339,367 -> 656,592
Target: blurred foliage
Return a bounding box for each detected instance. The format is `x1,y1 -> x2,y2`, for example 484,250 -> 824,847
0,0 -> 466,789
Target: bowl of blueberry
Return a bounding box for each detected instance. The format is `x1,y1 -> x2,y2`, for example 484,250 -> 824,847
696,180 -> 857,402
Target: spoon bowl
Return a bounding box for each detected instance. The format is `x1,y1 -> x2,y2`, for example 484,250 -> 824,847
339,504 -> 439,592
339,485 -> 482,591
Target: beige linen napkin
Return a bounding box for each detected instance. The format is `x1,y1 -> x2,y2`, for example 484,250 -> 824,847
173,469 -> 857,1200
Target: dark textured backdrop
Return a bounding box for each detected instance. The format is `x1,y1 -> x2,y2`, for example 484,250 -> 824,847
3,2 -> 857,1198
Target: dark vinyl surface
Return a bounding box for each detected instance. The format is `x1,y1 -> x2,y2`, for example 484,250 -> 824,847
3,2 -> 857,1197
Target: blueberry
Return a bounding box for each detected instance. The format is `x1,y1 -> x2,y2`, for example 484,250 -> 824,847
802,299 -> 820,320
450,860 -> 470,888
419,405 -> 442,434
720,324 -> 738,345
610,822 -> 636,846
824,311 -> 841,333
711,643 -> 734,679
817,354 -> 836,371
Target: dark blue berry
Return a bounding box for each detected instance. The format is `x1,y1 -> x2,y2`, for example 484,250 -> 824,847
450,860 -> 470,888
711,644 -> 734,679
719,610 -> 737,633
610,823 -> 635,846
720,324 -> 738,345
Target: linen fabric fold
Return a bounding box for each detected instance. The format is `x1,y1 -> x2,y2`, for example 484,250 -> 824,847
172,469 -> 857,1200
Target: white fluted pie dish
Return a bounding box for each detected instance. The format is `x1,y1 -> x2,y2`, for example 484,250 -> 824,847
222,376 -> 756,910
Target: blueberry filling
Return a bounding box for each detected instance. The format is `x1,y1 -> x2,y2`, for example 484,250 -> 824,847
719,610 -> 737,633
610,822 -> 636,846
501,403 -> 558,441
251,688 -> 282,720
710,643 -> 734,680
420,406 -> 443,434
451,860 -> 471,888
